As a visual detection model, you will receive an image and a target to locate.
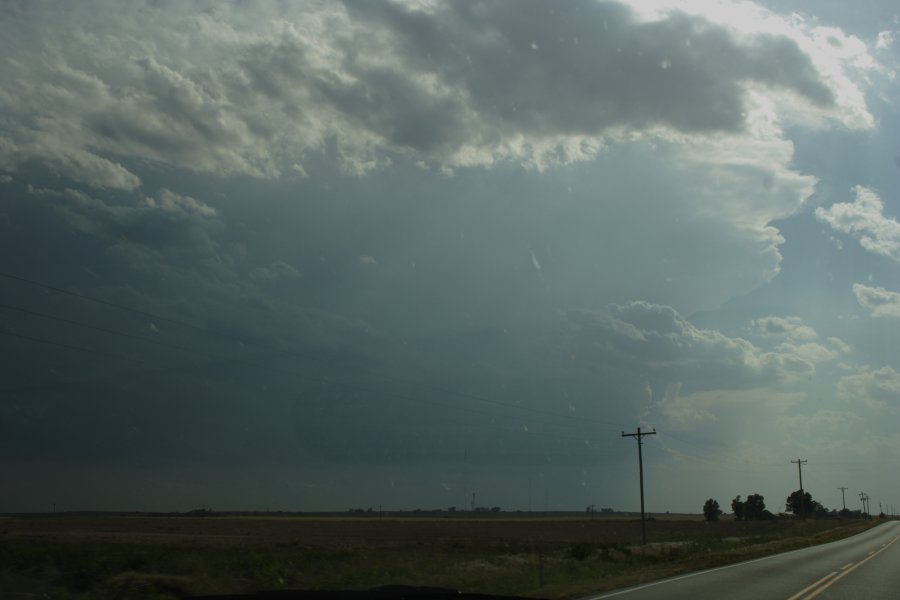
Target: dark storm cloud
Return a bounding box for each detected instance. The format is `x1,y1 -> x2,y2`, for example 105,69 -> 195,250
83,56 -> 263,175
0,1 -> 889,512
0,0 -> 839,185
0,153 -> 838,477
342,0 -> 834,144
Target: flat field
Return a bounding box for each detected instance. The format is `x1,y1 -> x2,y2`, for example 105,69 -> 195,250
0,513 -> 877,599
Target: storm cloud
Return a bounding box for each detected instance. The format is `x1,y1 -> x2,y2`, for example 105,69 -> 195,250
1,0 -> 897,513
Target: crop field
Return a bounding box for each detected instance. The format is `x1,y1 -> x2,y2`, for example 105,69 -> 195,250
0,513 -> 878,599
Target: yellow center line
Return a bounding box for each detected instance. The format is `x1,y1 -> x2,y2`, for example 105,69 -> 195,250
786,572 -> 838,600
791,535 -> 900,600
840,563 -> 853,570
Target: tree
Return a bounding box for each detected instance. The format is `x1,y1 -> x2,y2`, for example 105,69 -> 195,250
732,495 -> 745,521
703,498 -> 722,522
786,489 -> 823,518
744,494 -> 766,520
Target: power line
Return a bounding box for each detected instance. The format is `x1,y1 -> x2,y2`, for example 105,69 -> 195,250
0,328 -> 145,362
374,373 -> 629,429
0,351 -> 281,397
0,300 -> 201,356
0,270 -> 199,331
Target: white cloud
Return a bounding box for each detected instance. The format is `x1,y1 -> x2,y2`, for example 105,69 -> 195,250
753,315 -> 818,340
34,137 -> 142,191
775,341 -> 838,364
827,337 -> 852,354
876,30 -> 895,51
249,261 -> 301,283
816,186 -> 900,261
622,0 -> 878,129
660,387 -> 804,433
853,283 -> 900,318
777,409 -> 867,448
563,301 -> 837,388
836,365 -> 900,410
144,189 -> 216,218
658,386 -> 717,430
26,185 -> 219,251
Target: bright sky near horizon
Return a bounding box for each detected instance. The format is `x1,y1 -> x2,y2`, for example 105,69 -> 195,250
1,0 -> 899,515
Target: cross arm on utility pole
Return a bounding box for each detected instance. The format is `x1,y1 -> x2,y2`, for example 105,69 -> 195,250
858,492 -> 870,516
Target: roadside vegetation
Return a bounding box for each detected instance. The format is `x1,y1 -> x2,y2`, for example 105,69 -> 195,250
0,513 -> 882,599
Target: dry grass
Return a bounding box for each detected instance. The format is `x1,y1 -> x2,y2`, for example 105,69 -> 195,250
0,514 -> 879,599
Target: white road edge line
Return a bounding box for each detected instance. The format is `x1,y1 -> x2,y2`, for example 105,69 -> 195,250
582,539 -> 854,600
582,522 -> 900,600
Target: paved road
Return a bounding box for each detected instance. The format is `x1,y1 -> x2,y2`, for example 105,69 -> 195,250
586,521 -> 900,600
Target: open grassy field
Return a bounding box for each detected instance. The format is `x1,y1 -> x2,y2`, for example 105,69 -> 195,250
0,513 -> 878,599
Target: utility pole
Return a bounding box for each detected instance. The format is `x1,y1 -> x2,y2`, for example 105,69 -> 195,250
838,487 -> 848,511
622,427 -> 656,545
791,458 -> 807,518
791,459 -> 807,491
859,492 -> 869,516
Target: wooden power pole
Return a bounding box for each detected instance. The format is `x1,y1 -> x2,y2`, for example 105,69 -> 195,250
622,427 -> 656,545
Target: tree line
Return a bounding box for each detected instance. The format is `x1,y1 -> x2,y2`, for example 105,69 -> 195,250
702,489 -> 872,521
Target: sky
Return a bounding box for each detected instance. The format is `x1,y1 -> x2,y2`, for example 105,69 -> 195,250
1,0 -> 899,515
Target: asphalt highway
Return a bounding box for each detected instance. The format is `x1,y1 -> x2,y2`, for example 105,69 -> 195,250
586,521 -> 900,600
